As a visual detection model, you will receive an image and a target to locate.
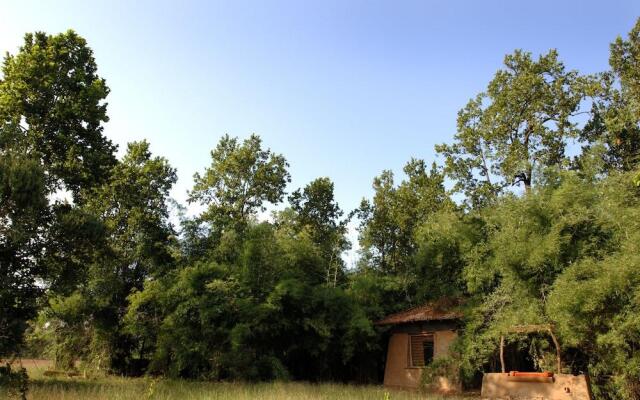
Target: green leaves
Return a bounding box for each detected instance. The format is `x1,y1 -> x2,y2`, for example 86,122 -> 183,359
0,30 -> 116,199
610,19 -> 640,108
437,49 -> 588,206
452,169 -> 640,397
0,154 -> 48,355
0,29 -> 119,360
2,21 -> 639,396
286,177 -> 349,286
189,134 -> 290,235
87,140 -> 177,275
355,160 -> 455,308
288,177 -> 345,248
580,19 -> 640,174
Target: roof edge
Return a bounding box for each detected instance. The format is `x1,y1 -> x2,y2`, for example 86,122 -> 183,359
374,297 -> 464,326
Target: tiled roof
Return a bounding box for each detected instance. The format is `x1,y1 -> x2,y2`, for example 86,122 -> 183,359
374,297 -> 463,326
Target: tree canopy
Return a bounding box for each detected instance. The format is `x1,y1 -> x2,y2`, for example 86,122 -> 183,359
0,30 -> 117,199
436,49 -> 589,206
3,20 -> 640,400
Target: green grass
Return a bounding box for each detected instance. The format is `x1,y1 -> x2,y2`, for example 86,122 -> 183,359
2,362 -> 479,400
24,379 -> 476,400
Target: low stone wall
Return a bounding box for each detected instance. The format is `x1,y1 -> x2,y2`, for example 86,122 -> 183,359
481,373 -> 592,399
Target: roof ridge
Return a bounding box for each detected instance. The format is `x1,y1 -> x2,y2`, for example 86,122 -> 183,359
374,297 -> 463,326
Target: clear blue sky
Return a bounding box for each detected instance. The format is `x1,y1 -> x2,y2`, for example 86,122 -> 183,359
1,1 -> 639,232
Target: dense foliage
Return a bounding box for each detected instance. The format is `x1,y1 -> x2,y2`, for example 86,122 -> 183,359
1,20 -> 640,399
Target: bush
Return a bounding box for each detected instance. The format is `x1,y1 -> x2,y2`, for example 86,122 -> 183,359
419,357 -> 461,393
0,363 -> 28,400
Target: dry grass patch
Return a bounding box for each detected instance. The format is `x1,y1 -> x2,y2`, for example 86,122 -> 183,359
0,362 -> 480,400
24,379 -> 477,400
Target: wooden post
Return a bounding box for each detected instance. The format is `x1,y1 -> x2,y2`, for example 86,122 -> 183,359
502,324 -> 562,374
548,328 -> 562,374
500,335 -> 505,373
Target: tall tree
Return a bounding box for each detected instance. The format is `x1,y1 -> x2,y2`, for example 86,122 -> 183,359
0,154 -> 47,355
356,170 -> 399,275
287,177 -> 349,285
358,160 -> 453,274
188,134 -> 290,239
452,170 -> 640,399
356,160 -> 454,304
581,18 -> 640,173
610,18 -> 640,118
436,50 -> 586,206
47,141 -> 177,372
0,30 -> 116,356
86,140 -> 177,279
0,30 -> 117,200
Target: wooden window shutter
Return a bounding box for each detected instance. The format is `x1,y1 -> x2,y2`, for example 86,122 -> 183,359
410,334 -> 434,367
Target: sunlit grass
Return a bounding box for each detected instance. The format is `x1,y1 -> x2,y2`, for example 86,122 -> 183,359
1,361 -> 479,400
28,379 -> 480,400
24,379 -> 476,400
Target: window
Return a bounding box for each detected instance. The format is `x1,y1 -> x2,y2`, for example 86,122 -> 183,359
410,334 -> 434,367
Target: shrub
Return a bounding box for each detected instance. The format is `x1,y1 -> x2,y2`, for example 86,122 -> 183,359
0,363 -> 28,400
419,357 -> 461,393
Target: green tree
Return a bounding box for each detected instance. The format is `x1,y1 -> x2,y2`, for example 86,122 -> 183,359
239,223 -> 283,300
413,210 -> 480,301
126,260 -> 241,379
188,134 -> 290,241
356,160 -> 454,305
545,174 -> 640,399
0,30 -> 117,199
287,177 -> 349,286
47,141 -> 177,373
581,18 -> 640,173
453,170 -> 640,399
437,50 -> 587,206
0,154 -> 47,355
86,140 -> 177,279
0,30 -> 117,358
356,169 -> 397,274
610,18 -> 640,120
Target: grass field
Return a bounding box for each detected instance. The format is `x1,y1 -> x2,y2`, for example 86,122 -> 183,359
1,360 -> 478,400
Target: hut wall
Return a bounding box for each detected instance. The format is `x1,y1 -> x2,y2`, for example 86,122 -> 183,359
382,321 -> 458,390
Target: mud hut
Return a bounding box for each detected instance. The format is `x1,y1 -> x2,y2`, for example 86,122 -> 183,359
375,298 -> 462,391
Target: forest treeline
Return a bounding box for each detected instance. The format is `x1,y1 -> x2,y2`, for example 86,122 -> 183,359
1,19 -> 640,400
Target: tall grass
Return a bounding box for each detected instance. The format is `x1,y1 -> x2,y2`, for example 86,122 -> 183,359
2,363 -> 478,400
24,379 -> 475,400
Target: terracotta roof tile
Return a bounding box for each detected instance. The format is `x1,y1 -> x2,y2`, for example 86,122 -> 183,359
374,297 -> 463,326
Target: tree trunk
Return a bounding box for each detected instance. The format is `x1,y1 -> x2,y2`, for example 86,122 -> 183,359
523,125 -> 532,193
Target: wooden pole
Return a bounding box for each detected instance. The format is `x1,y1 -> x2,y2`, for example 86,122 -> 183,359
500,335 -> 505,373
548,328 -> 562,374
